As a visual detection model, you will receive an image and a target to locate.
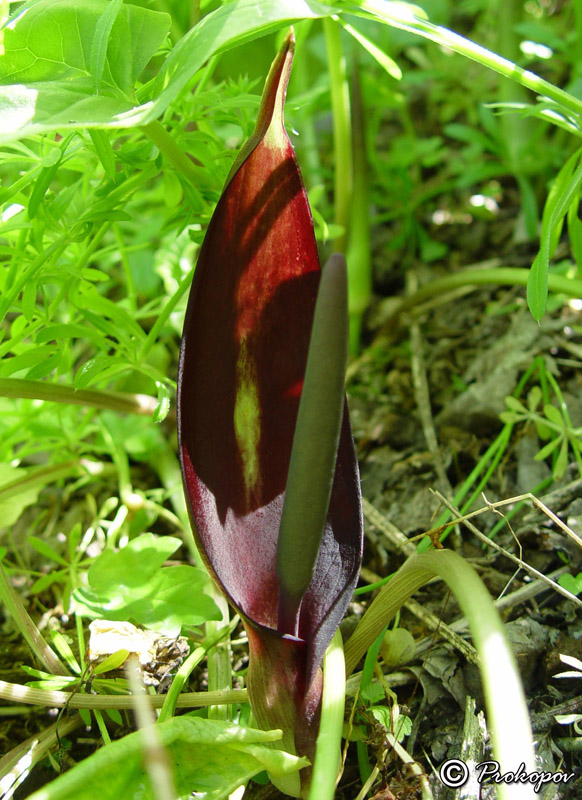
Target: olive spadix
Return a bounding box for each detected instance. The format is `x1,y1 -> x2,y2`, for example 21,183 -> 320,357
276,254 -> 349,638
177,29 -> 363,797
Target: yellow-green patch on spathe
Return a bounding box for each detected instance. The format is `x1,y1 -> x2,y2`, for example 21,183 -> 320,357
234,339 -> 262,506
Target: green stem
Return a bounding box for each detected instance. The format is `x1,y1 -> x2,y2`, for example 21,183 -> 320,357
391,267 -> 582,319
206,590 -> 232,721
353,0 -> 582,120
0,237 -> 69,322
346,54 -> 371,354
345,550 -> 536,800
0,680 -> 247,709
114,223 -> 137,314
309,630 -> 345,800
138,269 -> 194,362
0,378 -> 157,416
324,17 -> 352,253
0,461 -> 79,504
142,121 -> 202,186
0,565 -> 69,677
158,618 -> 238,724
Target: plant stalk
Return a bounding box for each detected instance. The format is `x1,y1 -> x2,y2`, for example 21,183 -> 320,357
324,17 -> 352,253
345,550 -> 536,800
0,378 -> 158,416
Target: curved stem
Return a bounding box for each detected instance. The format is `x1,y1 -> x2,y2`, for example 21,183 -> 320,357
351,0 -> 582,120
345,550 -> 536,800
388,267 -> 582,320
0,378 -> 158,416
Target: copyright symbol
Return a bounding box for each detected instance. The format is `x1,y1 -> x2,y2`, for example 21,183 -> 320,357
439,759 -> 469,788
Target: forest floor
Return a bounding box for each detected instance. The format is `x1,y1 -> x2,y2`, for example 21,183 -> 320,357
325,196 -> 582,799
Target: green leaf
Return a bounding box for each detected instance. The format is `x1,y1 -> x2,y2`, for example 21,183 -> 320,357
527,385 -> 542,412
92,648 -> 130,675
0,0 -> 334,142
337,19 -> 402,79
558,572 -> 582,597
29,536 -> 69,566
123,566 -> 222,635
543,404 -> 564,427
153,380 -> 171,423
0,0 -> 171,142
528,146 -> 582,320
504,396 -> 527,413
87,533 -> 181,592
50,630 -> 82,674
0,464 -> 40,526
90,0 -> 124,94
28,149 -> 63,219
74,534 -> 221,635
89,129 -> 116,180
26,716 -> 308,800
499,411 -> 519,424
534,436 -> 562,462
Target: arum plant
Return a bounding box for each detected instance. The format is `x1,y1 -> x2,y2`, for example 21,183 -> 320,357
177,30 -> 363,797
178,27 -> 537,800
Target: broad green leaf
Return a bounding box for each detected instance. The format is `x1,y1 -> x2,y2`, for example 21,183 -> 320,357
0,0 -> 336,142
26,717 -> 308,800
0,464 -> 40,526
0,0 -> 171,142
75,534 -> 220,635
87,533 -> 181,592
122,565 -> 222,635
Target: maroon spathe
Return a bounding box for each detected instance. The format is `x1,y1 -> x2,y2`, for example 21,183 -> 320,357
177,32 -> 363,786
